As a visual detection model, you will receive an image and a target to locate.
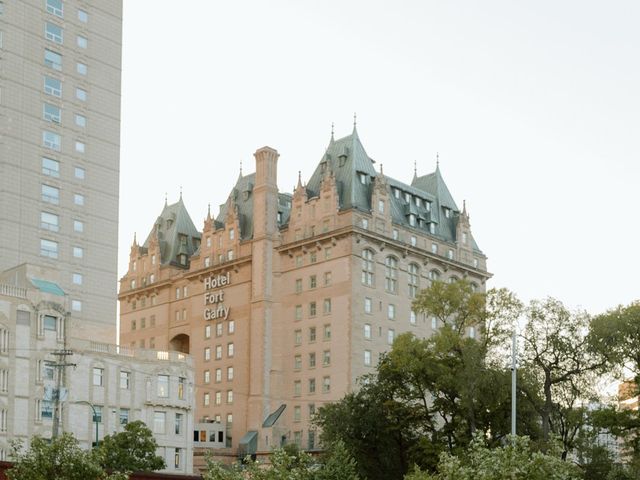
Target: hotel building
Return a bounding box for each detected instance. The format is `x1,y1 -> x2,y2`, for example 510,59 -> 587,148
119,126 -> 490,463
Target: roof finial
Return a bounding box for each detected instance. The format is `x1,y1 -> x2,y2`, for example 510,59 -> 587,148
436,152 -> 440,169
353,112 -> 357,128
207,203 -> 211,218
297,170 -> 302,188
331,122 -> 335,138
239,160 -> 243,176
179,185 -> 183,200
133,231 -> 137,245
379,163 -> 384,175
414,160 -> 417,175
164,192 -> 168,206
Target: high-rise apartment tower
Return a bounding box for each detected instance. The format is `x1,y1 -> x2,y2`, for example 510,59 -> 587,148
0,0 -> 123,341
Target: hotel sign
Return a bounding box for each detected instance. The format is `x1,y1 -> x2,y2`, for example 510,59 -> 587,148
203,273 -> 231,321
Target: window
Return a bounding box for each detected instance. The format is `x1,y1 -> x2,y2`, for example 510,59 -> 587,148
431,242 -> 437,253
323,350 -> 331,366
364,323 -> 371,339
473,258 -> 479,268
77,9 -> 88,22
229,228 -> 235,240
462,232 -> 468,244
157,375 -> 169,397
175,413 -> 183,435
387,329 -> 395,345
178,377 -> 185,399
120,371 -> 130,389
295,278 -> 302,293
216,322 -> 223,336
309,275 -> 317,289
43,314 -> 57,331
410,311 -> 417,325
74,193 -> 84,206
76,35 -> 87,48
364,350 -> 372,366
92,367 -> 103,386
294,355 -> 302,370
392,228 -> 399,240
228,320 -> 235,334
45,22 -> 63,43
294,405 -> 301,422
44,49 -> 62,70
309,327 -> 316,342
359,173 -> 367,184
46,0 -> 63,17
309,302 -> 316,317
73,246 -> 83,258
204,347 -> 211,361
215,345 -> 222,360
361,218 -> 368,229
325,247 -> 332,259
75,166 -> 85,179
432,317 -> 438,329
388,304 -> 396,320
444,208 -> 451,218
378,199 -> 385,213
204,257 -> 211,267
447,249 -> 454,260
76,88 -> 87,101
42,184 -> 60,204
40,212 -> 59,232
408,263 -> 419,298
410,235 -> 417,247
361,249 -> 374,286
205,325 -> 211,339
408,214 -> 416,226
204,370 -> 211,384
323,298 -> 332,314
153,411 -> 166,434
429,269 -> 440,281
309,378 -> 316,393
294,329 -> 302,345
227,367 -> 234,381
119,408 -> 129,425
40,239 -> 58,258
384,257 -> 398,293
295,305 -> 302,321
324,271 -> 332,286
294,380 -> 301,396
75,114 -> 86,127
364,297 -> 372,314
227,342 -> 234,357
72,272 -> 82,285
203,393 -> 210,406
44,76 -> 61,97
76,62 -> 87,75
310,251 -> 317,263
295,255 -> 303,267
322,376 -> 331,393
309,352 -> 316,368
227,249 -> 234,260
323,324 -> 331,341
43,131 -> 61,151
227,390 -> 233,404
73,220 -> 84,233
42,157 -> 60,177
75,141 -> 85,153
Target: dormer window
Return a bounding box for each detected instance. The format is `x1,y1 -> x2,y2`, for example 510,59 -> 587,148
359,173 -> 367,185
277,212 -> 282,223
429,223 -> 435,234
229,228 -> 235,241
179,254 -> 187,266
425,202 -> 431,212
394,189 -> 400,199
444,208 -> 451,218
408,214 -> 416,227
404,193 -> 411,203
416,198 -> 421,207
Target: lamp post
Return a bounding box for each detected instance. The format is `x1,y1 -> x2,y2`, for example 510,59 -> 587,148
75,401 -> 99,447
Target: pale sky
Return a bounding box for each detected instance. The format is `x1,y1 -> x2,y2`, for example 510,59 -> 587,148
119,0 -> 640,315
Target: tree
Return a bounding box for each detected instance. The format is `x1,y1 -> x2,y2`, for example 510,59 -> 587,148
315,440 -> 360,480
404,435 -> 581,480
7,433 -> 124,480
96,420 -> 165,474
519,297 -> 609,456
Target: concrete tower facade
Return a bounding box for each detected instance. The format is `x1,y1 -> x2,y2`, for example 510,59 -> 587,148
0,0 -> 123,341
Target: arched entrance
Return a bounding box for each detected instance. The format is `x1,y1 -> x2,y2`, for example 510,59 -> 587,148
169,333 -> 190,354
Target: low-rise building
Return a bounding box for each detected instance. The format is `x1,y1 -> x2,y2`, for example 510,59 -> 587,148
0,263 -> 195,474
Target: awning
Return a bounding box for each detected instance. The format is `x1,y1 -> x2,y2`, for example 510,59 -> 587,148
30,278 -> 65,296
238,430 -> 258,456
262,404 -> 286,427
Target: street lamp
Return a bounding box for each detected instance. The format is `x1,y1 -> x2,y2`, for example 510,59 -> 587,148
75,401 -> 99,447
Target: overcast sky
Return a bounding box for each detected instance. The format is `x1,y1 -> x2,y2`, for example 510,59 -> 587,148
119,0 -> 640,315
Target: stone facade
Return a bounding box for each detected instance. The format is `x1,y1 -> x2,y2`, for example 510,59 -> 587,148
119,127 -> 490,465
0,264 -> 195,474
0,0 -> 122,343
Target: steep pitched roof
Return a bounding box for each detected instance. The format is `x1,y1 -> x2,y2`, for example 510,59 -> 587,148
217,173 -> 256,240
143,197 -> 201,266
411,164 -> 459,211
306,127 -> 377,211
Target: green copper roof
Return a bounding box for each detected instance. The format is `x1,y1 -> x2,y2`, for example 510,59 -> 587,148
143,197 -> 201,266
30,278 -> 65,296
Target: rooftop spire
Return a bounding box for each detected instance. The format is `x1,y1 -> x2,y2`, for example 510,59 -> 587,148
179,185 -> 183,200
164,192 -> 168,207
379,163 -> 384,176
297,170 -> 303,189
436,152 -> 440,170
353,112 -> 357,130
133,231 -> 137,246
239,160 -> 243,177
207,203 -> 211,220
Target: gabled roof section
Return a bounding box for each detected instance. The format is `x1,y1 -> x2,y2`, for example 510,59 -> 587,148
216,173 -> 256,240
143,197 -> 201,266
306,126 -> 377,211
412,164 -> 459,211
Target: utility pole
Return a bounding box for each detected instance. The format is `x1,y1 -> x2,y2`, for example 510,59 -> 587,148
511,330 -> 517,438
50,348 -> 76,439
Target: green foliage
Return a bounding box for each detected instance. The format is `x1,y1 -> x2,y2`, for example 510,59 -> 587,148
404,435 -> 581,480
204,442 -> 359,480
96,420 -> 165,474
7,433 -> 122,480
